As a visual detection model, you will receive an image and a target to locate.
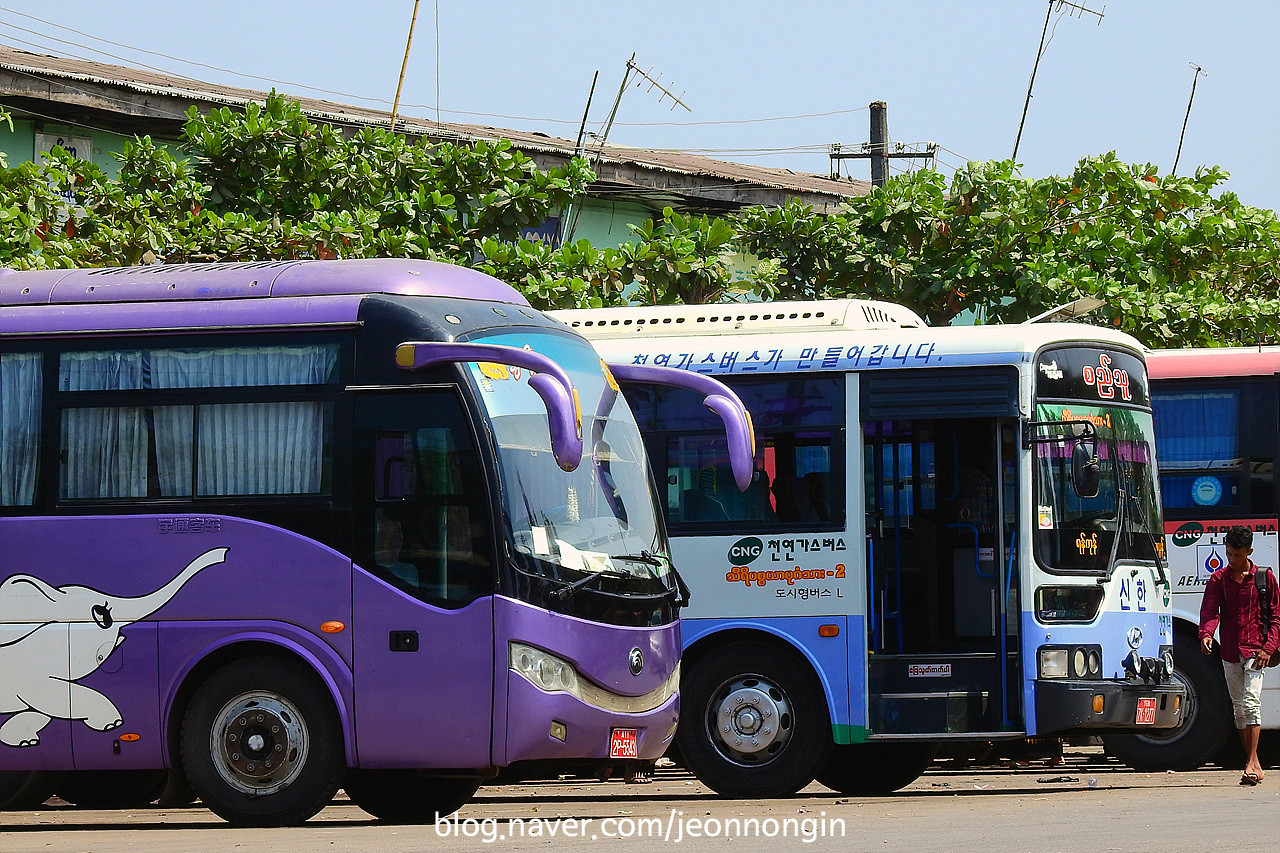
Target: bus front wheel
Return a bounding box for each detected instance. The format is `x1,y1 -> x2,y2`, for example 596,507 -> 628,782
181,656 -> 344,826
343,770 -> 481,823
1102,636 -> 1230,771
677,640 -> 832,797
816,741 -> 937,795
0,771 -> 60,810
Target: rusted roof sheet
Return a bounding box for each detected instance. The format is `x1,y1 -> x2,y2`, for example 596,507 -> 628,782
0,45 -> 870,202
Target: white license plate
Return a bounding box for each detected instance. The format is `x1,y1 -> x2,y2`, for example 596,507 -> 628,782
1135,697 -> 1158,725
609,727 -> 639,758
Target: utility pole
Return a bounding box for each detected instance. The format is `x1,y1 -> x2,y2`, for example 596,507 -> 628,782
1012,0 -> 1104,161
389,0 -> 422,131
1172,63 -> 1207,175
828,102 -> 936,187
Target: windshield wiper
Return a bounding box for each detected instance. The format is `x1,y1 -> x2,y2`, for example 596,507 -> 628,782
550,569 -> 629,602
1127,491 -> 1170,588
610,550 -> 663,566
614,550 -> 690,607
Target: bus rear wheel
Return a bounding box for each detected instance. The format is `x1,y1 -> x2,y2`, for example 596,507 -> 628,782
816,741 -> 937,795
181,656 -> 344,826
677,640 -> 831,797
1102,636 -> 1230,771
343,770 -> 481,823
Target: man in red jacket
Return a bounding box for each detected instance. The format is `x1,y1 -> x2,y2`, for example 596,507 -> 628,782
1199,526 -> 1279,785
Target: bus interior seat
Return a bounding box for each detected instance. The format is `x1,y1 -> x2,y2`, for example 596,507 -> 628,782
773,475 -> 819,523
804,471 -> 832,521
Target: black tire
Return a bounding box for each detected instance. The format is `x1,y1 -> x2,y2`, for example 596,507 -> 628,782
1102,635 -> 1231,771
343,771 -> 481,823
817,741 -> 938,795
155,769 -> 199,808
181,656 -> 345,827
56,770 -> 167,809
0,771 -> 61,810
676,640 -> 832,797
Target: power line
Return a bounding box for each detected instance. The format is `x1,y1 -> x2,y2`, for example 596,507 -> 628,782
0,5 -> 874,133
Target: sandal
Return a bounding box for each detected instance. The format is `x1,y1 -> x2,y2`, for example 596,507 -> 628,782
1240,773 -> 1261,786
624,768 -> 653,784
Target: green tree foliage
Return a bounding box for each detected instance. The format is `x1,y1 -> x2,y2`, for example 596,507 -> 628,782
4,93 -> 1278,347
736,154 -> 1280,347
0,93 -> 591,275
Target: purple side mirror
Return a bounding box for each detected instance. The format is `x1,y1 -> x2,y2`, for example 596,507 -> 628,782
395,342 -> 584,471
605,363 -> 756,492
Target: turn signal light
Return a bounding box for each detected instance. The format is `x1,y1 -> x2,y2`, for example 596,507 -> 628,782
818,624 -> 840,638
321,621 -> 345,634
1093,695 -> 1104,714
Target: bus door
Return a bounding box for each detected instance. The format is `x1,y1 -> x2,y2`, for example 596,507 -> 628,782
352,390 -> 496,769
862,370 -> 1023,737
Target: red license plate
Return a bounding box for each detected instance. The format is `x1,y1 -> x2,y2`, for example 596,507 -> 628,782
609,727 -> 638,759
1135,697 -> 1158,725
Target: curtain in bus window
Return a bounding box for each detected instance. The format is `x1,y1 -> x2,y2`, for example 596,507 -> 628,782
0,353 -> 41,506
194,402 -> 326,496
59,350 -> 144,390
146,345 -> 337,389
147,346 -> 334,497
60,406 -> 149,499
1153,391 -> 1238,469
59,352 -> 148,499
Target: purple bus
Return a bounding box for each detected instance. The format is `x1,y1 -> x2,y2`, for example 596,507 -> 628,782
0,259 -> 750,826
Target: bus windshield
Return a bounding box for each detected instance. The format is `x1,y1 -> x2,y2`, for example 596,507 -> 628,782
1032,348 -> 1164,575
465,329 -> 671,598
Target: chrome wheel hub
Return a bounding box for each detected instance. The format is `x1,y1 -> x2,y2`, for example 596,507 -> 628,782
211,691 -> 309,795
710,676 -> 794,763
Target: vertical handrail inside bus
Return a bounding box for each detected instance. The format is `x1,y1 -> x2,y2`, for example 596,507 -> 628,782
395,341 -> 584,471
946,522 -> 993,578
1002,527 -> 1017,729
605,362 -> 756,492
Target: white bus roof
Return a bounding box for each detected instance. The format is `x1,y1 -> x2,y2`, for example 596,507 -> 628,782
552,301 -> 1143,376
553,299 -> 924,336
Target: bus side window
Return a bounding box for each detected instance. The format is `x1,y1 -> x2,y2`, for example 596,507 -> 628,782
0,352 -> 41,507
372,426 -> 492,606
1153,387 -> 1241,511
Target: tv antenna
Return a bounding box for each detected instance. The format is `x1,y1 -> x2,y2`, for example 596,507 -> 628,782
1172,63 -> 1207,175
563,54 -> 692,243
1012,1 -> 1105,161
594,53 -> 691,151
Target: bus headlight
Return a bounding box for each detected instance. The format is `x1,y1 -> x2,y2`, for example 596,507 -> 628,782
1088,648 -> 1103,676
1039,648 -> 1070,678
1073,648 -> 1088,678
510,642 -> 580,693
1040,644 -> 1103,679
508,641 -> 680,714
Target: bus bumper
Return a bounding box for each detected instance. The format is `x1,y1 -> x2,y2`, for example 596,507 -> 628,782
1035,679 -> 1186,735
501,673 -> 680,764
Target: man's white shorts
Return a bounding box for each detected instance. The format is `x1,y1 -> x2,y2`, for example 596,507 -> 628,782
1222,659 -> 1266,728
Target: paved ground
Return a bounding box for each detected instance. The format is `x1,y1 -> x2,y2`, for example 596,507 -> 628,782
2,750 -> 1277,853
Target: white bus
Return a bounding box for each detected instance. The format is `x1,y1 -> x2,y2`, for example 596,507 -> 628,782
553,300 -> 1185,797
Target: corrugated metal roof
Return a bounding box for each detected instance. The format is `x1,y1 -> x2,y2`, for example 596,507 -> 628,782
0,45 -> 870,202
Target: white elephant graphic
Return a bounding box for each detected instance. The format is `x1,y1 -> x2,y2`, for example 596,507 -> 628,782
0,547 -> 227,748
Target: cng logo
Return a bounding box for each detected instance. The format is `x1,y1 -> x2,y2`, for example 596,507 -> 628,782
1171,522 -> 1204,547
727,537 -> 764,565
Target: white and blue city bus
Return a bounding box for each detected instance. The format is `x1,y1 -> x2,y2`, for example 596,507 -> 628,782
555,299 -> 1186,797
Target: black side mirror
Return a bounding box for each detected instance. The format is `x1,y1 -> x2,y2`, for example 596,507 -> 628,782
1071,439 -> 1101,499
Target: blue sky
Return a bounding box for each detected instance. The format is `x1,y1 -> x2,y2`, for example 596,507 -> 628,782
3,0 -> 1277,211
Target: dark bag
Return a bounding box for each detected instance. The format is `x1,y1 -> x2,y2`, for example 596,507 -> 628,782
1257,568 -> 1280,667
